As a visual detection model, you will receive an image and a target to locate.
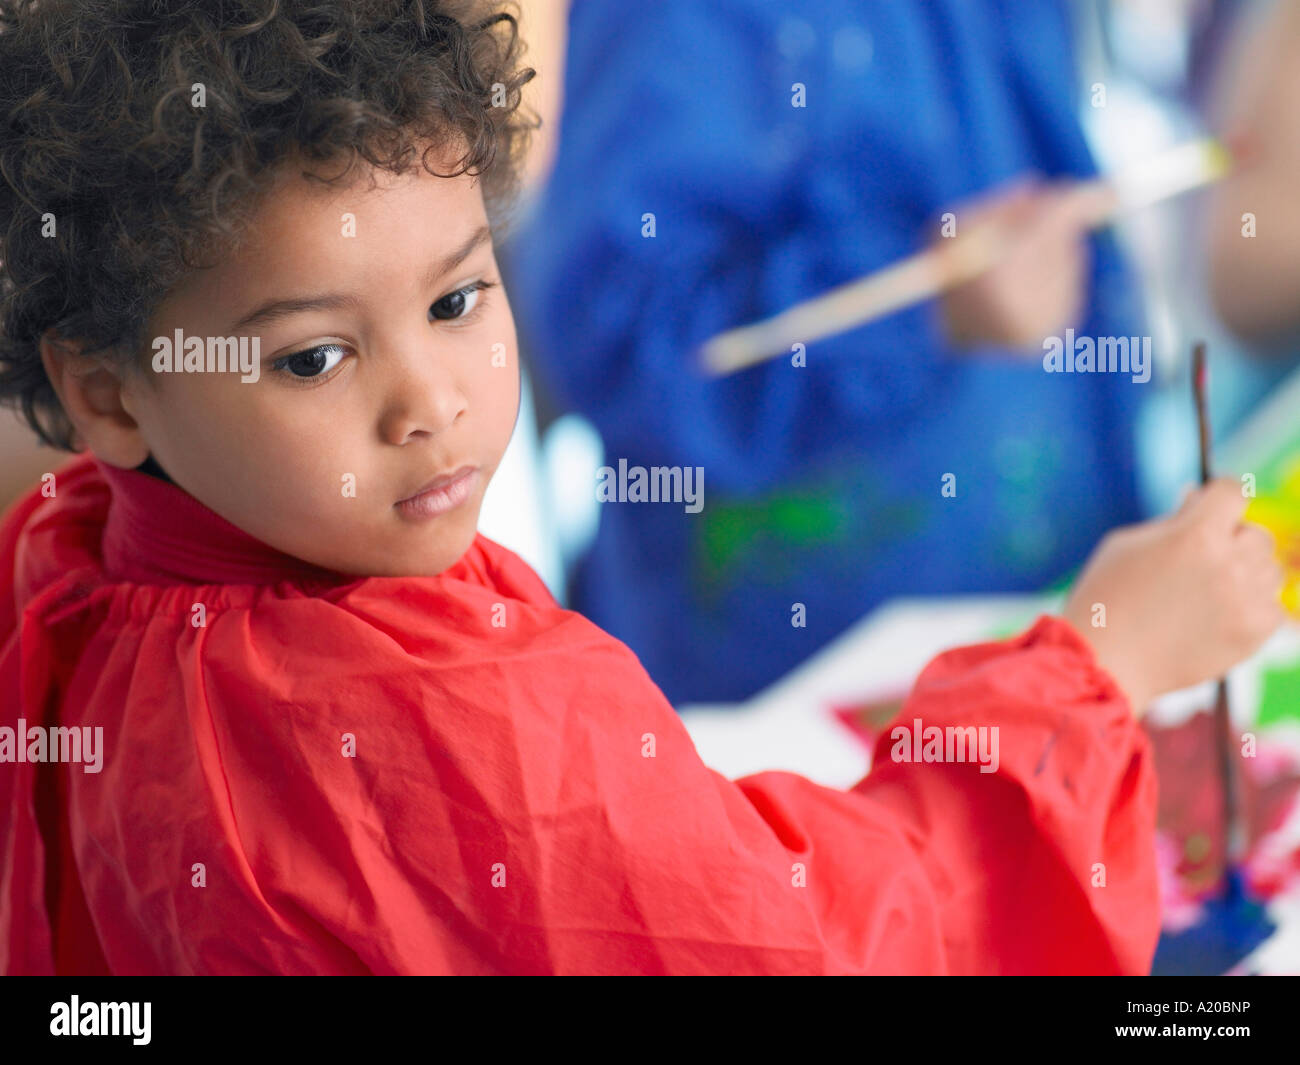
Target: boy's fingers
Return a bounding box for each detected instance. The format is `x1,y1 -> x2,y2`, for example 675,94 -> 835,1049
1236,520 -> 1278,558
1181,476 -> 1249,530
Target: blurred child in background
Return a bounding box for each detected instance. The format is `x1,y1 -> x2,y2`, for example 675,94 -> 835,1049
511,0 -> 1149,704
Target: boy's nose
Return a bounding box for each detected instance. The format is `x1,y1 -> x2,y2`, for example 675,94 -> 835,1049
377,343 -> 468,445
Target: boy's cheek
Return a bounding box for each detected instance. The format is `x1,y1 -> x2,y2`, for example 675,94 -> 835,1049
477,349 -> 521,446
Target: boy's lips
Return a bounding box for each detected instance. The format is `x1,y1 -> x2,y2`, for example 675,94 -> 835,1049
395,465 -> 479,518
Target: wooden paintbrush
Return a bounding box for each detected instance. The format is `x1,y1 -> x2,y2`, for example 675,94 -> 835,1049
1192,341 -> 1244,877
700,139 -> 1233,376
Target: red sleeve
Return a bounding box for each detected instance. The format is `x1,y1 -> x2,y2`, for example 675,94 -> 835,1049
218,597 -> 1156,974
851,615 -> 1160,974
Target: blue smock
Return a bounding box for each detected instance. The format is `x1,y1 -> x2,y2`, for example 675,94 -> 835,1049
508,0 -> 1145,704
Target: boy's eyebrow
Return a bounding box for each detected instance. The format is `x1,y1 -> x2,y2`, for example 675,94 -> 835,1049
231,225 -> 494,333
232,292 -> 364,332
420,224 -> 493,289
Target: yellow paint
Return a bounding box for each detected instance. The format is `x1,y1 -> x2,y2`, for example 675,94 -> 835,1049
1244,456 -> 1300,615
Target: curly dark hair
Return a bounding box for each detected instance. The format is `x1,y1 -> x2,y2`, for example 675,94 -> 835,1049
0,0 -> 536,450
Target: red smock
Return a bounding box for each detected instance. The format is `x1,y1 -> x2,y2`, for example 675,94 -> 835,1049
0,454 -> 1160,974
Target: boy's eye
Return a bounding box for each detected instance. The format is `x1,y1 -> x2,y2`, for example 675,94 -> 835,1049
429,283 -> 483,321
272,343 -> 347,378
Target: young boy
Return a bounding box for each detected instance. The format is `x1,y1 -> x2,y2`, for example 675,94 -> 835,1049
0,0 -> 1285,975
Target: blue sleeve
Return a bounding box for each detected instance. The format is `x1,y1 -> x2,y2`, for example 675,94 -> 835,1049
509,0 -> 953,496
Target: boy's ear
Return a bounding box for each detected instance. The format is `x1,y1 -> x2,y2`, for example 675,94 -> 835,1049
39,330 -> 150,468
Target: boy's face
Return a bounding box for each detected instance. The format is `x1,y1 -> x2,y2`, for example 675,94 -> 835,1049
120,149 -> 520,577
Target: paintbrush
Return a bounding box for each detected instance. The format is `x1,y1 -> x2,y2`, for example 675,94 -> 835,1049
1192,341 -> 1245,878
700,139 -> 1233,376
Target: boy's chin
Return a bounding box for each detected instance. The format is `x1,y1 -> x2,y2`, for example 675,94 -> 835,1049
279,501 -> 486,578
364,513 -> 483,578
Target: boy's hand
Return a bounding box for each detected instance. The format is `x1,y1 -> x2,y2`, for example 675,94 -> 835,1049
938,179 -> 1110,350
1061,478 -> 1286,714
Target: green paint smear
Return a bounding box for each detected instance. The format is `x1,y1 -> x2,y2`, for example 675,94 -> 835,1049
1257,663 -> 1300,727
698,488 -> 849,580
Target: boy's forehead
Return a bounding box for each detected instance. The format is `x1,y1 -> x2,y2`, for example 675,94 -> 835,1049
159,157 -> 490,324
254,153 -> 487,247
